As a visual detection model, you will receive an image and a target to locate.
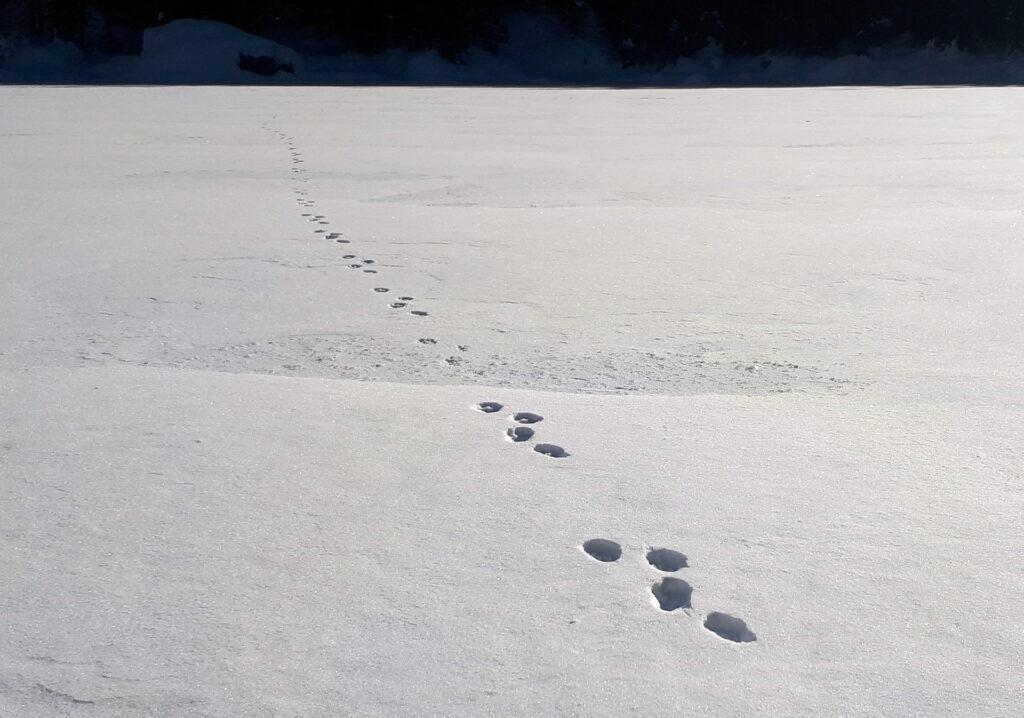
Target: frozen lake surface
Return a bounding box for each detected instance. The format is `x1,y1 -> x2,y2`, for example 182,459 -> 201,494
1,86 -> 1021,716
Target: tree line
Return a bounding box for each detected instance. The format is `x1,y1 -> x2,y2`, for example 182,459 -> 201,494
5,0 -> 1024,62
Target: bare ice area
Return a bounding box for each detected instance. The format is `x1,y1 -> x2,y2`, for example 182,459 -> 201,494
1,86 -> 1022,716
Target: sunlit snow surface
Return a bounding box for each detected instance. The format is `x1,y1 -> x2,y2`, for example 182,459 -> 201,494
1,87 -> 1022,716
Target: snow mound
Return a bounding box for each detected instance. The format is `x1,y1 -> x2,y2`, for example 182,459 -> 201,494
135,19 -> 299,82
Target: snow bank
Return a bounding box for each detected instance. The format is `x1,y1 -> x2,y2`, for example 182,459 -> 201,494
132,19 -> 300,83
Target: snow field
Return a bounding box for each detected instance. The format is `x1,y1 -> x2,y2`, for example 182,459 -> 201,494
1,85 -> 1022,716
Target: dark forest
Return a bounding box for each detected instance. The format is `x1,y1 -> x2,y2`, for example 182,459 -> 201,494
4,1 -> 1024,64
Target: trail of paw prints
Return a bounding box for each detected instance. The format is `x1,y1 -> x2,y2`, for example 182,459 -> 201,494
578,539 -> 757,644
470,403 -> 570,458
268,125 -> 454,338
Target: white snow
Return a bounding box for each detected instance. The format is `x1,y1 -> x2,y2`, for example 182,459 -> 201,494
1,86 -> 1022,716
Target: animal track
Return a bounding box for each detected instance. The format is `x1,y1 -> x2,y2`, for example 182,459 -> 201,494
533,443 -> 568,458
374,288 -> 389,293
390,302 -> 407,308
506,426 -> 534,442
581,538 -> 622,562
646,548 -> 688,572
411,310 -> 428,316
513,412 -> 543,424
474,402 -> 503,413
418,338 -> 436,344
399,296 -> 413,301
343,255 -> 356,259
651,577 -> 693,611
704,612 -> 756,643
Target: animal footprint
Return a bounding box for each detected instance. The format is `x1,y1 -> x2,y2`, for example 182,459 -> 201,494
343,254 -> 356,259
399,296 -> 413,301
374,288 -> 389,293
646,548 -> 688,572
411,310 -> 428,316
704,612 -> 756,643
506,426 -> 534,442
474,402 -> 503,413
533,443 -> 568,458
513,412 -> 543,424
418,338 -> 437,344
581,538 -> 622,562
651,577 -> 693,612
390,302 -> 407,308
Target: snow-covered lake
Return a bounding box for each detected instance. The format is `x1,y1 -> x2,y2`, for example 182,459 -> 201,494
1,86 -> 1021,716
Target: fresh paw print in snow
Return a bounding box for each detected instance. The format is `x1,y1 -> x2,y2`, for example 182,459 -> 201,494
581,538 -> 622,562
411,310 -> 429,316
704,612 -> 756,643
374,287 -> 389,293
512,412 -> 543,424
646,548 -> 688,572
418,338 -> 437,345
474,401 -> 503,413
390,302 -> 407,308
651,577 -> 693,612
533,443 -> 568,458
506,426 -> 534,443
